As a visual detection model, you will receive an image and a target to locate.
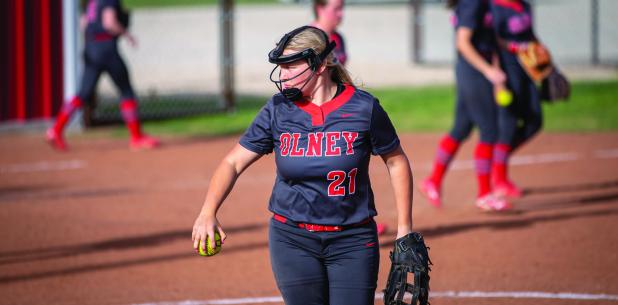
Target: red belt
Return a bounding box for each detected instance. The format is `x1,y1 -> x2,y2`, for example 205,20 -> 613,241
90,33 -> 115,41
273,213 -> 371,232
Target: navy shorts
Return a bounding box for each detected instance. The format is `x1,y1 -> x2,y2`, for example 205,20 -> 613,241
269,217 -> 380,305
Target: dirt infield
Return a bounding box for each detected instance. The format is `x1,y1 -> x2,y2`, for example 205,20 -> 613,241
1,131 -> 617,305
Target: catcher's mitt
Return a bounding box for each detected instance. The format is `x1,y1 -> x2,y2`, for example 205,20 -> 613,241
540,67 -> 570,102
383,232 -> 432,305
516,42 -> 553,83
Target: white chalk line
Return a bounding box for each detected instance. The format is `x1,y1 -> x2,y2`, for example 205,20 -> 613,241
0,160 -> 87,174
418,147 -> 618,171
595,148 -> 618,159
131,290 -> 618,305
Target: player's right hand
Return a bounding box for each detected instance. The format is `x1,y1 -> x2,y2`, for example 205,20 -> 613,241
484,67 -> 506,85
192,213 -> 227,254
125,33 -> 138,48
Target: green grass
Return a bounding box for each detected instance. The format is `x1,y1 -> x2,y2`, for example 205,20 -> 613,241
137,95 -> 267,137
541,80 -> 618,131
123,0 -> 279,9
132,80 -> 618,138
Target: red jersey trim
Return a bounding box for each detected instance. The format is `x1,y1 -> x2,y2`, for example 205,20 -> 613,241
493,0 -> 524,13
294,84 -> 355,126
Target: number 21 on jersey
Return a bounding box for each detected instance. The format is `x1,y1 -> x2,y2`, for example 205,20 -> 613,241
327,168 -> 357,196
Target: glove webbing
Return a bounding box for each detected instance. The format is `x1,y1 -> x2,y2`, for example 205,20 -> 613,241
389,264 -> 428,305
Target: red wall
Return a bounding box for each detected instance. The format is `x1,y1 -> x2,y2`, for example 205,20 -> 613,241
1,0 -> 64,122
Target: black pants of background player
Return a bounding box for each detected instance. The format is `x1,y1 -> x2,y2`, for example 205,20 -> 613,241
79,38 -> 135,102
425,57 -> 498,200
493,58 -> 543,186
269,217 -> 379,305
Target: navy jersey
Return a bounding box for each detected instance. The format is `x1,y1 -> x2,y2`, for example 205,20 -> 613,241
239,85 -> 400,226
490,0 -> 535,64
452,0 -> 497,75
331,31 -> 348,66
85,0 -> 122,39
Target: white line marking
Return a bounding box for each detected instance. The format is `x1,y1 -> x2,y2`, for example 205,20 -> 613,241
429,291 -> 618,300
418,149 -> 617,171
0,160 -> 87,174
595,148 -> 618,159
130,290 -> 618,305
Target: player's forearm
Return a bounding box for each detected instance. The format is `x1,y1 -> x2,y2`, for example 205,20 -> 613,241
199,159 -> 240,217
385,152 -> 414,232
79,14 -> 87,32
456,29 -> 493,76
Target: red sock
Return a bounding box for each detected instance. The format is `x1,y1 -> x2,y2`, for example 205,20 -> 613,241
120,99 -> 142,140
53,96 -> 83,134
492,143 -> 511,184
475,142 -> 493,197
429,135 -> 460,186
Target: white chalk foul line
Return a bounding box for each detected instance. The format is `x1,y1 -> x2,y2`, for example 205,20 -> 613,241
0,160 -> 87,174
131,290 -> 618,305
429,291 -> 618,300
595,148 -> 618,159
420,148 -> 618,171
445,152 -> 580,171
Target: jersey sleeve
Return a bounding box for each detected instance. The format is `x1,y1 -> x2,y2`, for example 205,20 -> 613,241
457,0 -> 482,30
369,99 -> 400,155
239,102 -> 274,155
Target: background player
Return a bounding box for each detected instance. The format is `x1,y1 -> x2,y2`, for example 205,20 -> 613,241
46,0 -> 158,151
192,26 -> 414,305
490,0 -> 544,198
312,0 -> 347,66
420,0 -> 511,211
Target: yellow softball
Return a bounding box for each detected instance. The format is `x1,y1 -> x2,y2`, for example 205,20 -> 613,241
495,89 -> 513,107
198,232 -> 222,257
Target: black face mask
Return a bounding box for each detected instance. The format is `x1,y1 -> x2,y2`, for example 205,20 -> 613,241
268,26 -> 336,102
269,64 -> 316,102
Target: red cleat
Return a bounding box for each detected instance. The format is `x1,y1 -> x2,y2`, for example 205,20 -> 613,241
376,223 -> 388,236
46,128 -> 68,151
130,135 -> 160,151
419,179 -> 441,208
475,193 -> 512,212
494,180 -> 522,198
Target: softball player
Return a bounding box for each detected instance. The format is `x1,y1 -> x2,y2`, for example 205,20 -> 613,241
46,0 -> 158,151
312,0 -> 348,66
192,26 -> 414,305
490,0 -> 543,197
420,0 -> 510,211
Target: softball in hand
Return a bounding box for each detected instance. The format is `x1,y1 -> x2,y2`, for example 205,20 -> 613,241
495,88 -> 513,107
198,231 -> 222,257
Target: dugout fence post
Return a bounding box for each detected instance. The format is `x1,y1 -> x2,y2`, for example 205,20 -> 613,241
590,0 -> 599,65
410,0 -> 423,64
220,0 -> 235,111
